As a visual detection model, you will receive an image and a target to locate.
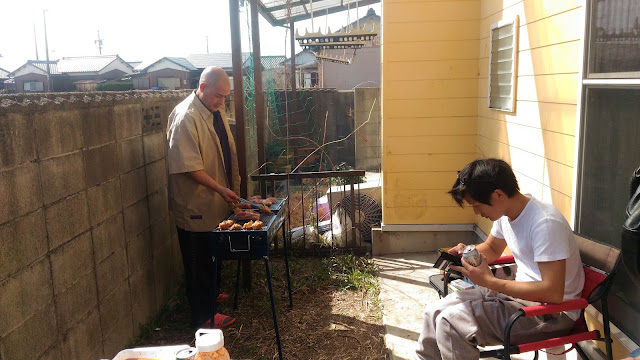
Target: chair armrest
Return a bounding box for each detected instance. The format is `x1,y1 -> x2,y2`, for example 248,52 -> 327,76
520,298 -> 588,317
490,255 -> 515,265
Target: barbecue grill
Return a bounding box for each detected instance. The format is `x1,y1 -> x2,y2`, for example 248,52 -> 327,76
209,197 -> 290,360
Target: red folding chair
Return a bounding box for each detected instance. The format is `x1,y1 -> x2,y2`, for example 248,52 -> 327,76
480,234 -> 621,360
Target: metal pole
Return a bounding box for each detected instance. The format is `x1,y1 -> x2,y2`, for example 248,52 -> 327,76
289,20 -> 297,95
43,9 -> 52,92
250,0 -> 267,198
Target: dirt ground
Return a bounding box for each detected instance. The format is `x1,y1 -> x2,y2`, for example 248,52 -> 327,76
131,256 -> 387,360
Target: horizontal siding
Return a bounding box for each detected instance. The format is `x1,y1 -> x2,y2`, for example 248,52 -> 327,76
516,74 -> 579,104
386,135 -> 477,155
385,171 -> 458,190
385,79 -> 479,99
384,98 -> 477,118
386,40 -> 481,61
477,116 -> 575,166
518,10 -> 583,51
384,153 -> 476,173
385,20 -> 481,42
384,206 -> 476,224
518,41 -> 581,76
477,101 -> 577,135
385,60 -> 480,80
382,0 -> 481,225
383,117 -> 477,137
386,189 -> 461,208
385,1 -> 480,23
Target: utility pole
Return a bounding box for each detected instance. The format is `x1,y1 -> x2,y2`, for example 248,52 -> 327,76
205,35 -> 209,53
95,31 -> 103,55
43,9 -> 52,92
33,21 -> 39,60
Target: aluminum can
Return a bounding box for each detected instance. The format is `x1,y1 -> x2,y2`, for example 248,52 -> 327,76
176,347 -> 197,360
462,245 -> 481,267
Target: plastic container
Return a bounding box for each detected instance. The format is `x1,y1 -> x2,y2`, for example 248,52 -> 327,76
194,329 -> 230,360
110,344 -> 190,360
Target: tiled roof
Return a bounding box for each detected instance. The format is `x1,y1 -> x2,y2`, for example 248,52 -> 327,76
56,55 -> 129,73
27,60 -> 61,75
187,53 -> 250,70
135,57 -> 197,72
242,55 -> 286,70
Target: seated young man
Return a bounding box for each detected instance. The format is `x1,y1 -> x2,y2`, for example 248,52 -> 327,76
416,158 -> 584,360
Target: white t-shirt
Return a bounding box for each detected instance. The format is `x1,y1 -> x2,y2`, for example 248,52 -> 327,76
491,197 -> 584,319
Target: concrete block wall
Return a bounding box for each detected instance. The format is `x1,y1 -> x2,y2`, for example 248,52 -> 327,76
0,91 -> 189,359
354,87 -> 381,172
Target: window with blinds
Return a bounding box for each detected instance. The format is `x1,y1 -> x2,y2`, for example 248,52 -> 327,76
488,17 -> 519,112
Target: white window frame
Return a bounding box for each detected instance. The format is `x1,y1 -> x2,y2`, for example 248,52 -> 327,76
24,81 -> 44,92
488,16 -> 519,112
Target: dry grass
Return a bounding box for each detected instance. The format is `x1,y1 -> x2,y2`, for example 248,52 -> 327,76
130,255 -> 387,360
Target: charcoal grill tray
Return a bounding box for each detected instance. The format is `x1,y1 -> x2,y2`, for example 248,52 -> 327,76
211,200 -> 286,260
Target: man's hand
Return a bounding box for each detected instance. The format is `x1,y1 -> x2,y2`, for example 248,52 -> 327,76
448,243 -> 466,255
218,187 -> 239,203
450,253 -> 494,288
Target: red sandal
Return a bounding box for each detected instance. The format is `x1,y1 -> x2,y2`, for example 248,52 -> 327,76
201,313 -> 236,329
216,293 -> 229,303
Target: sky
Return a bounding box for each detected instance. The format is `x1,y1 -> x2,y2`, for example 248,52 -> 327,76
0,0 -> 381,72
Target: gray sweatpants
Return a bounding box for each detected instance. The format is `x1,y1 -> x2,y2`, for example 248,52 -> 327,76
416,287 -> 575,360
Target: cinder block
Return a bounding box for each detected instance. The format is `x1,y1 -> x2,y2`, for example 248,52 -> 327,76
60,310 -> 104,360
143,132 -> 166,164
114,104 -> 142,140
0,113 -> 36,170
40,151 -> 86,205
0,258 -> 53,336
102,313 -> 134,359
84,142 -> 119,187
117,136 -> 144,173
87,178 -> 122,227
34,109 -> 83,159
148,187 -> 168,225
120,167 -> 147,208
145,159 -> 167,194
127,229 -> 152,275
50,232 -> 93,295
153,240 -> 174,308
96,248 -> 128,302
99,279 -> 132,338
123,198 -> 150,241
150,214 -> 171,253
54,270 -> 98,332
129,265 -> 157,336
141,104 -> 164,134
0,210 -> 47,281
0,303 -> 58,360
0,162 -> 43,225
82,106 -> 115,148
92,213 -> 125,264
45,192 -> 90,250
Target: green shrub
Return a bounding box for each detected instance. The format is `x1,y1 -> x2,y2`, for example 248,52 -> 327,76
96,81 -> 134,91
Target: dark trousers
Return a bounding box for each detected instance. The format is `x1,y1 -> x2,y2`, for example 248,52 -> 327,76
176,227 -> 222,328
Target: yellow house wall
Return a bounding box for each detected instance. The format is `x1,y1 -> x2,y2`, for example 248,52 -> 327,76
381,0 -> 583,227
382,0 -> 481,225
475,0 -> 583,233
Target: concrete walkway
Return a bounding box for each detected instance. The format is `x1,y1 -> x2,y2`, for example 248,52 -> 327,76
375,251 -> 578,360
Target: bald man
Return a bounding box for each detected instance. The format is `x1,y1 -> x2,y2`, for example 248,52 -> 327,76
167,66 -> 240,329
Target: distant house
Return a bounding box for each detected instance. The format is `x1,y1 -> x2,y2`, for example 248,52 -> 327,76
10,55 -> 133,92
282,49 -> 320,88
132,57 -> 197,90
10,60 -> 61,93
187,53 -> 251,90
242,55 -> 287,89
0,67 -> 9,92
